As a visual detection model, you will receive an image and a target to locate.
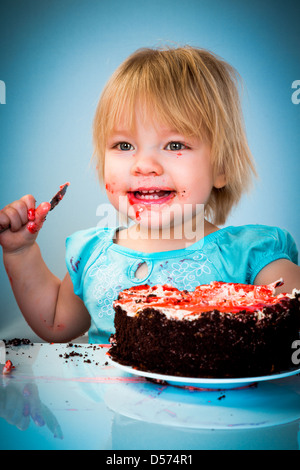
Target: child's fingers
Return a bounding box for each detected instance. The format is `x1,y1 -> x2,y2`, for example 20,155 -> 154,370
19,195 -> 36,224
6,206 -> 24,232
0,203 -> 24,232
12,199 -> 33,226
26,202 -> 51,235
19,194 -> 36,212
0,196 -> 50,236
0,196 -> 36,232
0,208 -> 10,232
35,202 -> 51,222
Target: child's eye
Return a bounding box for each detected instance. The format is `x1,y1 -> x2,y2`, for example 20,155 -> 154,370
116,142 -> 134,151
165,142 -> 188,151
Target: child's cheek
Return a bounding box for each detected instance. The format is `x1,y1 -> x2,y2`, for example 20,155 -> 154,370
105,184 -> 118,208
105,182 -> 125,211
177,189 -> 191,200
105,180 -> 125,199
105,182 -> 116,195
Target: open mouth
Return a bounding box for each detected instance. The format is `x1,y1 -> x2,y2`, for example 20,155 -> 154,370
127,188 -> 176,205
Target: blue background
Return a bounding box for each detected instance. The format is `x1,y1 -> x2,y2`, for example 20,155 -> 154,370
0,0 -> 299,339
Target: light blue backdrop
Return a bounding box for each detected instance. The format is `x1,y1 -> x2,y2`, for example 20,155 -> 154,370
0,0 -> 299,339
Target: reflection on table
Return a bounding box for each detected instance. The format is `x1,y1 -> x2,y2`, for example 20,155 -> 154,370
0,342 -> 299,450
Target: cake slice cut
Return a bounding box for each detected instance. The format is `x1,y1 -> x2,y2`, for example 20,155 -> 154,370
109,280 -> 300,378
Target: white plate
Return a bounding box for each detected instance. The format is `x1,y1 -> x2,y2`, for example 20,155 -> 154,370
108,357 -> 300,389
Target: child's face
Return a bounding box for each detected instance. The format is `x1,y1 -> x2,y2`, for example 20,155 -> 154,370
104,107 -> 225,232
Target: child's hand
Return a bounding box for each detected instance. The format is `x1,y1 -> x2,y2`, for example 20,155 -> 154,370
0,195 -> 51,254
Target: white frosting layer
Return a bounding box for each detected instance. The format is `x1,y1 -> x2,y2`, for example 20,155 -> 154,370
116,304 -> 269,321
113,280 -> 297,321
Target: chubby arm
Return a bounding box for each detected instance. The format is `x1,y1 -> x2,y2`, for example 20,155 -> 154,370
4,244 -> 90,342
254,258 -> 300,294
1,195 -> 90,342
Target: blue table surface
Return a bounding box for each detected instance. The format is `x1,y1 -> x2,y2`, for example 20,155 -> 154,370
0,342 -> 299,450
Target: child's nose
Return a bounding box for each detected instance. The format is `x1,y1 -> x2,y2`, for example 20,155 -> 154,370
130,150 -> 163,176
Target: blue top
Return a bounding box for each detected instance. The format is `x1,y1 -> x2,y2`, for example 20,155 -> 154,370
65,225 -> 298,343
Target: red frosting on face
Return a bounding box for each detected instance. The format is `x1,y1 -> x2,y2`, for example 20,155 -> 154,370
115,281 -> 288,315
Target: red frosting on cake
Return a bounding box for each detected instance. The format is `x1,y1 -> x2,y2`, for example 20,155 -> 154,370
114,279 -> 289,315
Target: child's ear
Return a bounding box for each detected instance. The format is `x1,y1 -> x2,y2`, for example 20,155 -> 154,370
213,173 -> 227,189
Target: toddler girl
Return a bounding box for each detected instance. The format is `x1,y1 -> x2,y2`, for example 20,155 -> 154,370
1,46 -> 300,343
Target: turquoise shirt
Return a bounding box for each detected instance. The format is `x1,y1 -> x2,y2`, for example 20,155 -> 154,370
65,225 -> 298,343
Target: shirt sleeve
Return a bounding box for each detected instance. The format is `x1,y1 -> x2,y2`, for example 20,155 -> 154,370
246,225 -> 298,284
65,227 -> 107,299
213,225 -> 298,285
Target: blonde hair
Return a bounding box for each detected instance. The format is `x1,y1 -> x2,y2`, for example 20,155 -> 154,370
92,46 -> 256,225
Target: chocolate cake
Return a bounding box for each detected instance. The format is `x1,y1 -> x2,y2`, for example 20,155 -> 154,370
109,280 -> 300,378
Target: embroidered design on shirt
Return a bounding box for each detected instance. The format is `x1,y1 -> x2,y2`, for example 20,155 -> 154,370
88,252 -> 128,318
155,252 -> 213,290
70,257 -> 81,273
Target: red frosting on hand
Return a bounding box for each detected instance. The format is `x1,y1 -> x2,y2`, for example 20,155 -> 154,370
27,202 -> 51,234
27,208 -> 36,221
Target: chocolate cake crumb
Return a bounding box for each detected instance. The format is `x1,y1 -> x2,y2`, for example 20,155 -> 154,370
3,338 -> 33,347
218,394 -> 226,400
63,351 -> 83,359
57,344 -> 107,368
